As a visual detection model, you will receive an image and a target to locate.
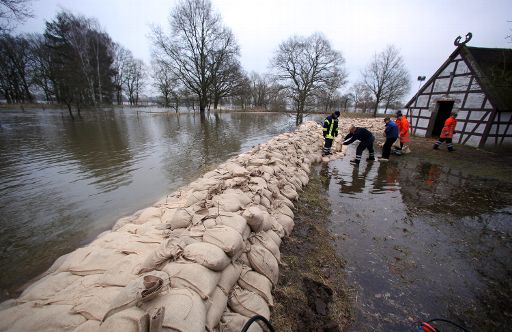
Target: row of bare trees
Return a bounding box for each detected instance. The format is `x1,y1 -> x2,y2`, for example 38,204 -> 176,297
0,10 -> 147,117
1,0 -> 412,120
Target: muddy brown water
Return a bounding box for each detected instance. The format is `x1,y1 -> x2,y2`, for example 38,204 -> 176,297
0,108 -> 312,301
322,140 -> 512,331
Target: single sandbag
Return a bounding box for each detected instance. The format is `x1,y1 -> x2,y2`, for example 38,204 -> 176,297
218,262 -> 242,295
103,271 -> 170,322
238,266 -> 274,306
140,288 -> 206,332
219,311 -> 263,332
222,162 -> 249,177
190,177 -> 222,192
203,226 -> 244,258
273,213 -> 294,236
161,207 -> 194,230
19,272 -> 81,303
249,233 -> 280,262
206,287 -> 228,331
242,206 -> 265,232
215,212 -> 248,236
74,320 -> 101,332
163,262 -> 220,299
0,303 -> 86,332
137,238 -> 186,273
71,286 -> 120,321
184,189 -> 209,207
265,230 -> 282,247
183,242 -> 231,272
100,254 -> 144,287
228,286 -> 270,320
247,244 -> 279,285
62,247 -> 127,276
100,307 -> 149,332
274,202 -> 294,219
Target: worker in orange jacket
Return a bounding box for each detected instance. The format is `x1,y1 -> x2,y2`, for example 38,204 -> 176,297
433,112 -> 457,151
394,111 -> 410,150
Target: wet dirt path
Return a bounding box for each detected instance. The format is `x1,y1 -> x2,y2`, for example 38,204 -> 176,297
272,167 -> 351,331
324,138 -> 512,331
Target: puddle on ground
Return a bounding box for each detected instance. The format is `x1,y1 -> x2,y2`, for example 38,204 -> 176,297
323,144 -> 512,331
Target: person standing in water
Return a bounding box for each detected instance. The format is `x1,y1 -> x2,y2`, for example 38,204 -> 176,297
322,111 -> 340,156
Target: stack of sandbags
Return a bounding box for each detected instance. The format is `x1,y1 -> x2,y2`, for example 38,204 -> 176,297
0,121 -> 346,332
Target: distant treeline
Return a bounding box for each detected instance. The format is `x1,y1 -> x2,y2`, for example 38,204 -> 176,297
1,0 -> 411,120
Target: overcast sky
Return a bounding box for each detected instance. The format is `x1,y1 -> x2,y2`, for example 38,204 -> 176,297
15,0 -> 512,98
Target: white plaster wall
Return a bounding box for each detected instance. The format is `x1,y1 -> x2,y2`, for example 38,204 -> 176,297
433,78 -> 451,92
440,62 -> 456,76
464,135 -> 481,147
484,100 -> 493,109
470,80 -> 481,91
457,110 -> 468,119
416,95 -> 429,108
466,122 -> 485,134
451,76 -> 471,91
423,82 -> 433,93
455,61 -> 471,75
415,128 -> 427,137
464,93 -> 485,108
468,110 -> 488,121
417,118 -> 430,128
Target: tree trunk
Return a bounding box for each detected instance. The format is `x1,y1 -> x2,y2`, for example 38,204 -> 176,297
373,97 -> 380,117
67,103 -> 74,120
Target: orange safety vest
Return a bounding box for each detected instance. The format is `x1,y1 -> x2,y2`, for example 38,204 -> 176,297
440,116 -> 457,138
395,116 -> 410,143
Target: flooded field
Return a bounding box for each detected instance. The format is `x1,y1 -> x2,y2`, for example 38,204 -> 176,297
0,108 -> 301,300
323,139 -> 512,331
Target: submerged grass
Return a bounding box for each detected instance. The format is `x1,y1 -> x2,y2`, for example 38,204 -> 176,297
271,166 -> 352,331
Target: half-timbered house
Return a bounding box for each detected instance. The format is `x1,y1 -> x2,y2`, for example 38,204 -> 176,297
405,42 -> 512,148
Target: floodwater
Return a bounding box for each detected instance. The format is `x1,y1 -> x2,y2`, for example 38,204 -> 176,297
322,143 -> 512,331
0,108 -> 300,300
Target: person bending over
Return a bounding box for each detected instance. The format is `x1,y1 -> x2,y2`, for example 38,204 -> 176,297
343,125 -> 375,165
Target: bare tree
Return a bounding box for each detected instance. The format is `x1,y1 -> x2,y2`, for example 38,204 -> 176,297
0,34 -> 33,103
351,82 -> 374,113
250,72 -> 270,109
112,43 -> 130,105
361,45 -> 410,117
270,33 -> 347,124
123,57 -> 145,106
0,0 -> 33,32
152,0 -> 241,113
152,58 -> 179,108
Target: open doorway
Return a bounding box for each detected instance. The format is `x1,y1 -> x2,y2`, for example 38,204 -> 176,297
431,101 -> 454,137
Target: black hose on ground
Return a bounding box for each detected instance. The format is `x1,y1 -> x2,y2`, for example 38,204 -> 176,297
241,315 -> 275,332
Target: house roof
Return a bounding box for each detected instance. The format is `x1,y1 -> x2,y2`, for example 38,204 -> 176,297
462,46 -> 512,111
405,45 -> 512,111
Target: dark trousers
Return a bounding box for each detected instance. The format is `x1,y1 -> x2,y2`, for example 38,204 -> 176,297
323,137 -> 333,155
382,137 -> 397,158
434,137 -> 454,151
355,137 -> 375,162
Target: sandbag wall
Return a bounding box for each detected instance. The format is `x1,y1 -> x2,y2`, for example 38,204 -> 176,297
0,121 -> 310,332
0,118 -> 384,332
